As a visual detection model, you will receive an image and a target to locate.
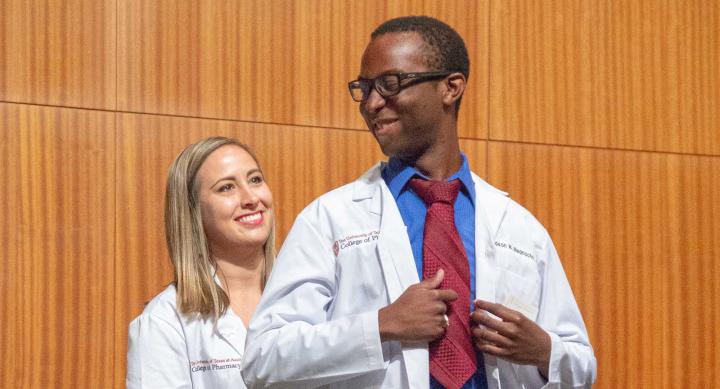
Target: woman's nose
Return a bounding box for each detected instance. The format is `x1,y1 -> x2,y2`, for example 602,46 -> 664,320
238,187 -> 260,208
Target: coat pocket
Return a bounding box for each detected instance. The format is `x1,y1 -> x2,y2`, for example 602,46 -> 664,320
495,268 -> 541,321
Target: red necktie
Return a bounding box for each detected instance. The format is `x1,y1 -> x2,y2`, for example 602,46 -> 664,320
409,178 -> 476,389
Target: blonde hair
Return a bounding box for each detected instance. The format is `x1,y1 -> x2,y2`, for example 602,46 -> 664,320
164,136 -> 276,322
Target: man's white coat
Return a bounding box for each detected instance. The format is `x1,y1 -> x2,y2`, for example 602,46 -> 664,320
242,164 -> 596,388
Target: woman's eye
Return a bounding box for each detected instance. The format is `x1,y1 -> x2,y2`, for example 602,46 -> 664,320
250,175 -> 264,184
219,183 -> 234,192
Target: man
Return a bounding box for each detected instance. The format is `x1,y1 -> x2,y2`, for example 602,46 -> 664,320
242,16 -> 596,389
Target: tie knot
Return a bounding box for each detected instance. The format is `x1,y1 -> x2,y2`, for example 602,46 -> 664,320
409,178 -> 461,206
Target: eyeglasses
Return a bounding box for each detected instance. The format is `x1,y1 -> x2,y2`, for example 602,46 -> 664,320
347,71 -> 453,102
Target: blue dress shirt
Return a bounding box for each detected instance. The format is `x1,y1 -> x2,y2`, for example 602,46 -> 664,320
381,154 -> 488,389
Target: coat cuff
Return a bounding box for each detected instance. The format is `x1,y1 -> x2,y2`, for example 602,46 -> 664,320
360,310 -> 387,370
540,331 -> 565,388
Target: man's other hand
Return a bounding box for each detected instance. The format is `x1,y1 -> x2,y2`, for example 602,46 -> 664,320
471,299 -> 551,378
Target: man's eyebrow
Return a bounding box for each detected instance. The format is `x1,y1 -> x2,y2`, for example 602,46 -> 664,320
358,69 -> 405,79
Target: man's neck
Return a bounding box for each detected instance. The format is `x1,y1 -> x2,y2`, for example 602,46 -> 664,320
403,130 -> 462,181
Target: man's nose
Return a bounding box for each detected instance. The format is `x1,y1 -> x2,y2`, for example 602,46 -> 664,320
362,87 -> 386,113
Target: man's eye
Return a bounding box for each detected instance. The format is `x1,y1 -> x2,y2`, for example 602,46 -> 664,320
379,76 -> 399,90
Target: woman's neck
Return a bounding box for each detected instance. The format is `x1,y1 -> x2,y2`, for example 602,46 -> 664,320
212,245 -> 265,326
213,246 -> 265,293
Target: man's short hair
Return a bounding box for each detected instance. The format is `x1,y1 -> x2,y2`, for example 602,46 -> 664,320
371,16 -> 470,80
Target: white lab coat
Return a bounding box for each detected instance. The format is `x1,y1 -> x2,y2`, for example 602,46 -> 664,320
126,285 -> 248,389
242,163 -> 596,389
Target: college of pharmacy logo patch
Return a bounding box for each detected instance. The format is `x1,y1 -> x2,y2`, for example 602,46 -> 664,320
190,358 -> 242,374
332,230 -> 379,257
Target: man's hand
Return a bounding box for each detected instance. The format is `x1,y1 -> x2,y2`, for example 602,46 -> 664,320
378,269 -> 458,343
471,300 -> 551,378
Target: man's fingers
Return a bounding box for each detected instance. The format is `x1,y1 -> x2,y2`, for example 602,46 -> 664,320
436,289 -> 458,302
474,309 -> 516,337
469,310 -> 485,325
474,299 -> 524,323
473,326 -> 513,348
474,299 -> 503,315
476,342 -> 510,358
432,301 -> 448,314
420,269 -> 445,289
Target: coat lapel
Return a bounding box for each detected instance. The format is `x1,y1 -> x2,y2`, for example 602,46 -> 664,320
353,163 -> 428,387
471,174 -> 511,388
211,273 -> 246,357
471,173 -> 510,303
352,164 -> 419,302
215,311 -> 246,357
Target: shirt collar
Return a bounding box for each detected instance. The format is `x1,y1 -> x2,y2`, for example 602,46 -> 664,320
382,153 -> 476,205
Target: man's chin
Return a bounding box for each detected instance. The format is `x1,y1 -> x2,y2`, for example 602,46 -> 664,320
376,142 -> 396,158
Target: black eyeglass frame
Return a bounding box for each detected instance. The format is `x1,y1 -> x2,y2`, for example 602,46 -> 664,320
347,70 -> 455,102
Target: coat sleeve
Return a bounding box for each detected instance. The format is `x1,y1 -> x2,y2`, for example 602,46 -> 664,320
126,311 -> 192,389
515,233 -> 597,389
241,212 -> 387,389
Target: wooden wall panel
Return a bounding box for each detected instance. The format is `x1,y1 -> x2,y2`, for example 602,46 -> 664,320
459,137 -> 488,178
487,141 -> 719,389
489,0 -> 720,155
0,0 -> 116,109
2,1 -> 717,388
116,0 -> 490,140
0,103 -> 115,388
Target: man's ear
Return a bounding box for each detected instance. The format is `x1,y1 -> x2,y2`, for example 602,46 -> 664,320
442,72 -> 467,107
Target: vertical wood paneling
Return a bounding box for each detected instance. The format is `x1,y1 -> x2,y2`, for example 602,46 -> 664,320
2,1 -> 718,388
489,0 -> 720,155
0,103 -> 115,388
459,138 -> 488,178
487,141 -> 720,389
116,0 -> 490,140
0,0 -> 116,109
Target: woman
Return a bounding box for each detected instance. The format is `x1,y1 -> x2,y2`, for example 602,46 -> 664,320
126,136 -> 275,388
